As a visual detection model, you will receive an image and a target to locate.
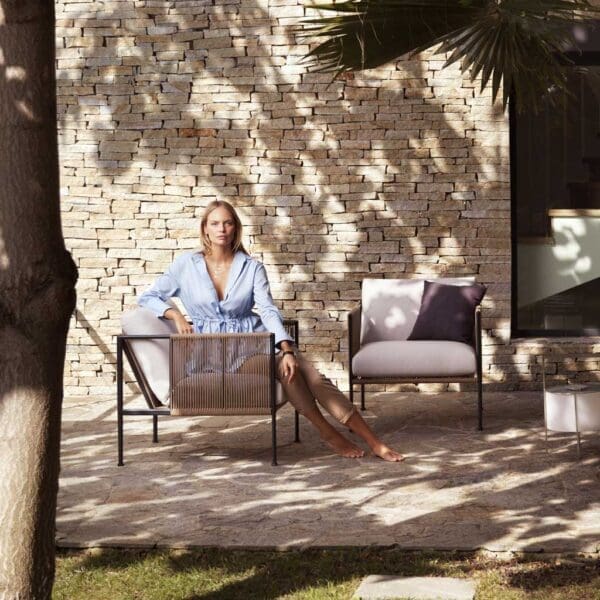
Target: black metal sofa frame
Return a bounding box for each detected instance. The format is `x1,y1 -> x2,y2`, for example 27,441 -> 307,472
347,305 -> 484,430
116,319 -> 300,466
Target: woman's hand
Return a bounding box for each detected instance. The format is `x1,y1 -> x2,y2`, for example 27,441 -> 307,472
165,308 -> 194,334
279,353 -> 298,384
174,316 -> 193,335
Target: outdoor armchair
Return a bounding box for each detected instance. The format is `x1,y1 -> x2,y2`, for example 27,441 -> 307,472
117,307 -> 300,466
348,278 -> 484,429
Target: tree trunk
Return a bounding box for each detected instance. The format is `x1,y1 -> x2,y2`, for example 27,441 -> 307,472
0,2 -> 77,598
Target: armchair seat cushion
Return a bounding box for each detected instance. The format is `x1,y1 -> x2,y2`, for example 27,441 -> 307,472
352,340 -> 476,378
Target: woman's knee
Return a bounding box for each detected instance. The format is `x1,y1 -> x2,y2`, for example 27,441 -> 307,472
296,355 -> 331,388
278,373 -> 318,416
321,401 -> 356,425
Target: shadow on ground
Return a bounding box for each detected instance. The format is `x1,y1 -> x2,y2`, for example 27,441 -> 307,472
57,391 -> 600,555
55,546 -> 600,600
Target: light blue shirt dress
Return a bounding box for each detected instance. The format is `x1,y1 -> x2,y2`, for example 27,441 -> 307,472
138,250 -> 293,347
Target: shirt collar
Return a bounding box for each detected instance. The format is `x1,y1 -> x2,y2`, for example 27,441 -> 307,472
225,251 -> 249,297
194,250 -> 249,301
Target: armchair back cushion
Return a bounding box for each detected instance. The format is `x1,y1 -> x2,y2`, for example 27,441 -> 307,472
121,307 -> 177,404
360,278 -> 475,345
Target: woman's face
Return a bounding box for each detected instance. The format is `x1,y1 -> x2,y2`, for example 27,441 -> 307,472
203,206 -> 236,251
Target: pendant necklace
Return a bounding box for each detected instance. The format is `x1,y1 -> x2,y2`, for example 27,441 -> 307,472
208,259 -> 229,278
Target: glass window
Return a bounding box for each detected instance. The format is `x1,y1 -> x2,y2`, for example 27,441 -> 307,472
512,60 -> 600,336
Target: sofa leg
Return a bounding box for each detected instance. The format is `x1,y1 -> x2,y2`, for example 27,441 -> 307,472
360,385 -> 366,411
477,379 -> 483,431
475,305 -> 483,431
117,411 -> 124,467
117,337 -> 124,467
294,410 -> 300,443
152,414 -> 159,443
271,411 -> 278,466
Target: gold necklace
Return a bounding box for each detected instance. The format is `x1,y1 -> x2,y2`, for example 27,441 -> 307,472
207,259 -> 231,277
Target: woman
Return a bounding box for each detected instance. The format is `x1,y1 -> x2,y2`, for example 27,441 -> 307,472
139,200 -> 404,462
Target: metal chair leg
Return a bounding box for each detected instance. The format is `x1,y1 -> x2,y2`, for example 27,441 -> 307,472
153,414 -> 159,443
476,307 -> 483,431
477,376 -> 483,431
574,393 -> 581,459
271,411 -> 278,466
360,384 -> 366,411
117,337 -> 124,467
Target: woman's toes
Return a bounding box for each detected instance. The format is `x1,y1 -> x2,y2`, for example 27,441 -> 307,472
374,445 -> 405,462
351,447 -> 365,458
324,434 -> 365,458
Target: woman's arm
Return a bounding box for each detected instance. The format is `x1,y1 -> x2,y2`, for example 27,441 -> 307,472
138,254 -> 192,334
252,263 -> 294,348
252,263 -> 297,382
279,340 -> 294,352
164,308 -> 193,334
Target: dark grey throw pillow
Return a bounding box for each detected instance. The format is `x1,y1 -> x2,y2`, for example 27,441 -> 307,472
408,281 -> 486,344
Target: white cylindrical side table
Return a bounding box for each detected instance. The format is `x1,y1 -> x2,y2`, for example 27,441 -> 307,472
544,383 -> 600,457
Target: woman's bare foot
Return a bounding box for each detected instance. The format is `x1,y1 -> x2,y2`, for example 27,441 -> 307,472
372,443 -> 405,462
323,432 -> 365,458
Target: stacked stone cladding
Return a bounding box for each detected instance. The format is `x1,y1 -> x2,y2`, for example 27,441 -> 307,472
56,0 -> 599,398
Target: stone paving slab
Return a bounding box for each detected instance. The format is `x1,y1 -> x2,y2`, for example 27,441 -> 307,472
353,576 -> 475,600
57,392 -> 600,551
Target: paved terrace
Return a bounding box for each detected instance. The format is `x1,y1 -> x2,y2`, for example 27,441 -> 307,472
57,392 -> 600,553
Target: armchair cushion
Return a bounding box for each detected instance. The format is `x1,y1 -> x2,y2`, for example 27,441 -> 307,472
121,307 -> 177,404
352,340 -> 476,378
408,281 -> 486,344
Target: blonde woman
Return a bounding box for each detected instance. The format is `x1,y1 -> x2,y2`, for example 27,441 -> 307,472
139,200 -> 404,461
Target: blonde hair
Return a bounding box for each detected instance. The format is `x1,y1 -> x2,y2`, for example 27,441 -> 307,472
200,200 -> 248,255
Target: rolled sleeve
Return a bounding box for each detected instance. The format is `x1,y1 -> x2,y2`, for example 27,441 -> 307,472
253,264 -> 293,347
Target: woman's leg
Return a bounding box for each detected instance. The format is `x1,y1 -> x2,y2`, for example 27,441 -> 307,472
277,356 -> 364,458
344,411 -> 405,462
296,354 -> 405,462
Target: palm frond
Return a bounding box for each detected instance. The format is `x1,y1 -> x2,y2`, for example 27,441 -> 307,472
298,0 -> 484,73
298,0 -> 600,111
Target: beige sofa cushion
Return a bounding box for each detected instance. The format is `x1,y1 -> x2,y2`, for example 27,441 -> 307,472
360,277 -> 475,344
352,340 -> 476,378
121,307 -> 176,404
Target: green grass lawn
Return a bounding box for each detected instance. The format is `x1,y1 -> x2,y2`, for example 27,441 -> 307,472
54,547 -> 600,600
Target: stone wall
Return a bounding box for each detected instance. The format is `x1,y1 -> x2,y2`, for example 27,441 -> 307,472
55,0 -> 599,398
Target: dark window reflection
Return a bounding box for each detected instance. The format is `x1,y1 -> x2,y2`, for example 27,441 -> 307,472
514,66 -> 600,335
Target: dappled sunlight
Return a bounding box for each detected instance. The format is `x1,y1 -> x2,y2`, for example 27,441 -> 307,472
518,217 -> 600,308
52,0 -> 598,567
0,230 -> 8,270
56,0 -> 516,400
384,305 -> 408,330
5,65 -> 26,81
57,391 -> 599,551
553,218 -> 595,282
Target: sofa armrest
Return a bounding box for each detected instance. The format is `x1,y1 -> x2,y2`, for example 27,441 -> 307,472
473,304 -> 482,350
474,300 -> 482,347
348,304 -> 361,360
